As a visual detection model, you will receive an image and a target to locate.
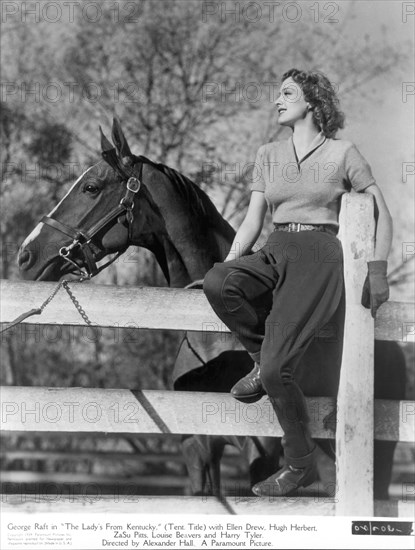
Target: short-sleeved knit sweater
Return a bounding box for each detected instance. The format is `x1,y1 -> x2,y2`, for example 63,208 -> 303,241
250,132 -> 376,227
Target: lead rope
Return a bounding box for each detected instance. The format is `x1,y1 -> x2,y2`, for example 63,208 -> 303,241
0,278 -> 92,334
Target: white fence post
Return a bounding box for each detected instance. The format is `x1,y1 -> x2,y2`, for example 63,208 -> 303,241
336,193 -> 375,516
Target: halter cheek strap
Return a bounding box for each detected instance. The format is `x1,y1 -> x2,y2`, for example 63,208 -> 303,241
41,172 -> 142,280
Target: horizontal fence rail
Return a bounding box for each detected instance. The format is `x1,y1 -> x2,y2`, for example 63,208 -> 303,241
0,472 -> 190,487
0,280 -> 413,342
0,451 -> 187,462
1,387 -> 414,442
1,495 -> 413,518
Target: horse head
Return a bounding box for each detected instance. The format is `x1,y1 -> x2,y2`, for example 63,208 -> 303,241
18,119 -> 185,284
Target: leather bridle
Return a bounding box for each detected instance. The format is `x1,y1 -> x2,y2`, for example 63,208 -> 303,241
41,157 -> 144,281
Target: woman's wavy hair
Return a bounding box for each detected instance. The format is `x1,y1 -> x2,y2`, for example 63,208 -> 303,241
281,69 -> 345,138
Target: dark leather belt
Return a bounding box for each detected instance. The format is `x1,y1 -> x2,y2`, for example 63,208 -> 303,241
273,222 -> 338,236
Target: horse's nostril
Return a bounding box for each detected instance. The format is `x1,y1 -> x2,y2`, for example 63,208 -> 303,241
18,249 -> 33,270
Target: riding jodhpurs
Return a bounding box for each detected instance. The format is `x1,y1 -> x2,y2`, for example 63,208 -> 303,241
203,229 -> 345,459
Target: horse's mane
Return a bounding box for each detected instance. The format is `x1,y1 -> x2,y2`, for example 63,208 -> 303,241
138,155 -> 224,224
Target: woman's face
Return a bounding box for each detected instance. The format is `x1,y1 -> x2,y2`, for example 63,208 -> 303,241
275,77 -> 309,127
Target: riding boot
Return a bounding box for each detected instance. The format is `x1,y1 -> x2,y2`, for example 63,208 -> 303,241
252,447 -> 318,497
230,362 -> 266,403
252,395 -> 318,497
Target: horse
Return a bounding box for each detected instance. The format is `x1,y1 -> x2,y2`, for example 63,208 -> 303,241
18,118 -> 406,499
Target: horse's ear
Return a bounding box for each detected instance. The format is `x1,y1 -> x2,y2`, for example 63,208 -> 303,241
99,126 -> 115,153
111,117 -> 133,160
100,125 -> 125,174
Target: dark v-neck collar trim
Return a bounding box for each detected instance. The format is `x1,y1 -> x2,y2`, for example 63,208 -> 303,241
289,132 -> 327,166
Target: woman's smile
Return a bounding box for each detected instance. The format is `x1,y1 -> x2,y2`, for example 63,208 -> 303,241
275,77 -> 308,126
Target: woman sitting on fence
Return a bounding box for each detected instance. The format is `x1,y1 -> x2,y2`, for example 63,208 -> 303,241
203,68 -> 392,497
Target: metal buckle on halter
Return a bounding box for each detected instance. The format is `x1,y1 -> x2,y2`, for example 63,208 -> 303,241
289,222 -> 301,232
127,177 -> 140,192
59,239 -> 80,258
58,245 -> 91,280
121,178 -> 140,209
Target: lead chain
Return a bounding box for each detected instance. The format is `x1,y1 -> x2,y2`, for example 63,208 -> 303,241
39,280 -> 65,312
0,278 -> 93,335
62,281 -> 93,326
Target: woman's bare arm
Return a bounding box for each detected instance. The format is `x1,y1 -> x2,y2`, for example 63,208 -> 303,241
364,184 -> 393,261
224,191 -> 268,262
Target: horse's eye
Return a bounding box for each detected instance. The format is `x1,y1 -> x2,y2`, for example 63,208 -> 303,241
84,184 -> 99,194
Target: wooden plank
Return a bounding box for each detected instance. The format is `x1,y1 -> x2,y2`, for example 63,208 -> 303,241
0,472 -> 188,487
375,302 -> 414,342
0,494 -> 336,515
0,450 -> 242,463
0,280 -> 411,341
0,386 -> 335,438
389,487 -> 415,504
374,400 -> 415,442
1,386 -> 413,441
0,451 -> 186,462
336,193 -> 375,516
0,281 -> 217,333
0,495 -> 413,517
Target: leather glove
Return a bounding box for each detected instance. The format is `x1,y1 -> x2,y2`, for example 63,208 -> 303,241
361,260 -> 389,318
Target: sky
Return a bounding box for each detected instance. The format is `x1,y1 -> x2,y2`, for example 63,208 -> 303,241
337,1 -> 414,300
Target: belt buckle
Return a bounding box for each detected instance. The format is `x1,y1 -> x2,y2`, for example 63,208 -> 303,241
289,222 -> 300,232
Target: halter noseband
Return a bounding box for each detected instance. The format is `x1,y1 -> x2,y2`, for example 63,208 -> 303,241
41,161 -> 143,280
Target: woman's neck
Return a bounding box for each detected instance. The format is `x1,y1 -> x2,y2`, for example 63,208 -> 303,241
292,123 -> 321,149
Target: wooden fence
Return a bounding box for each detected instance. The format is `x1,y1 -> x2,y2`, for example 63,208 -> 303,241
1,194 -> 414,516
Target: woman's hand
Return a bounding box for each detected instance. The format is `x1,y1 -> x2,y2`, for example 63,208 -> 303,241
361,260 -> 389,317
